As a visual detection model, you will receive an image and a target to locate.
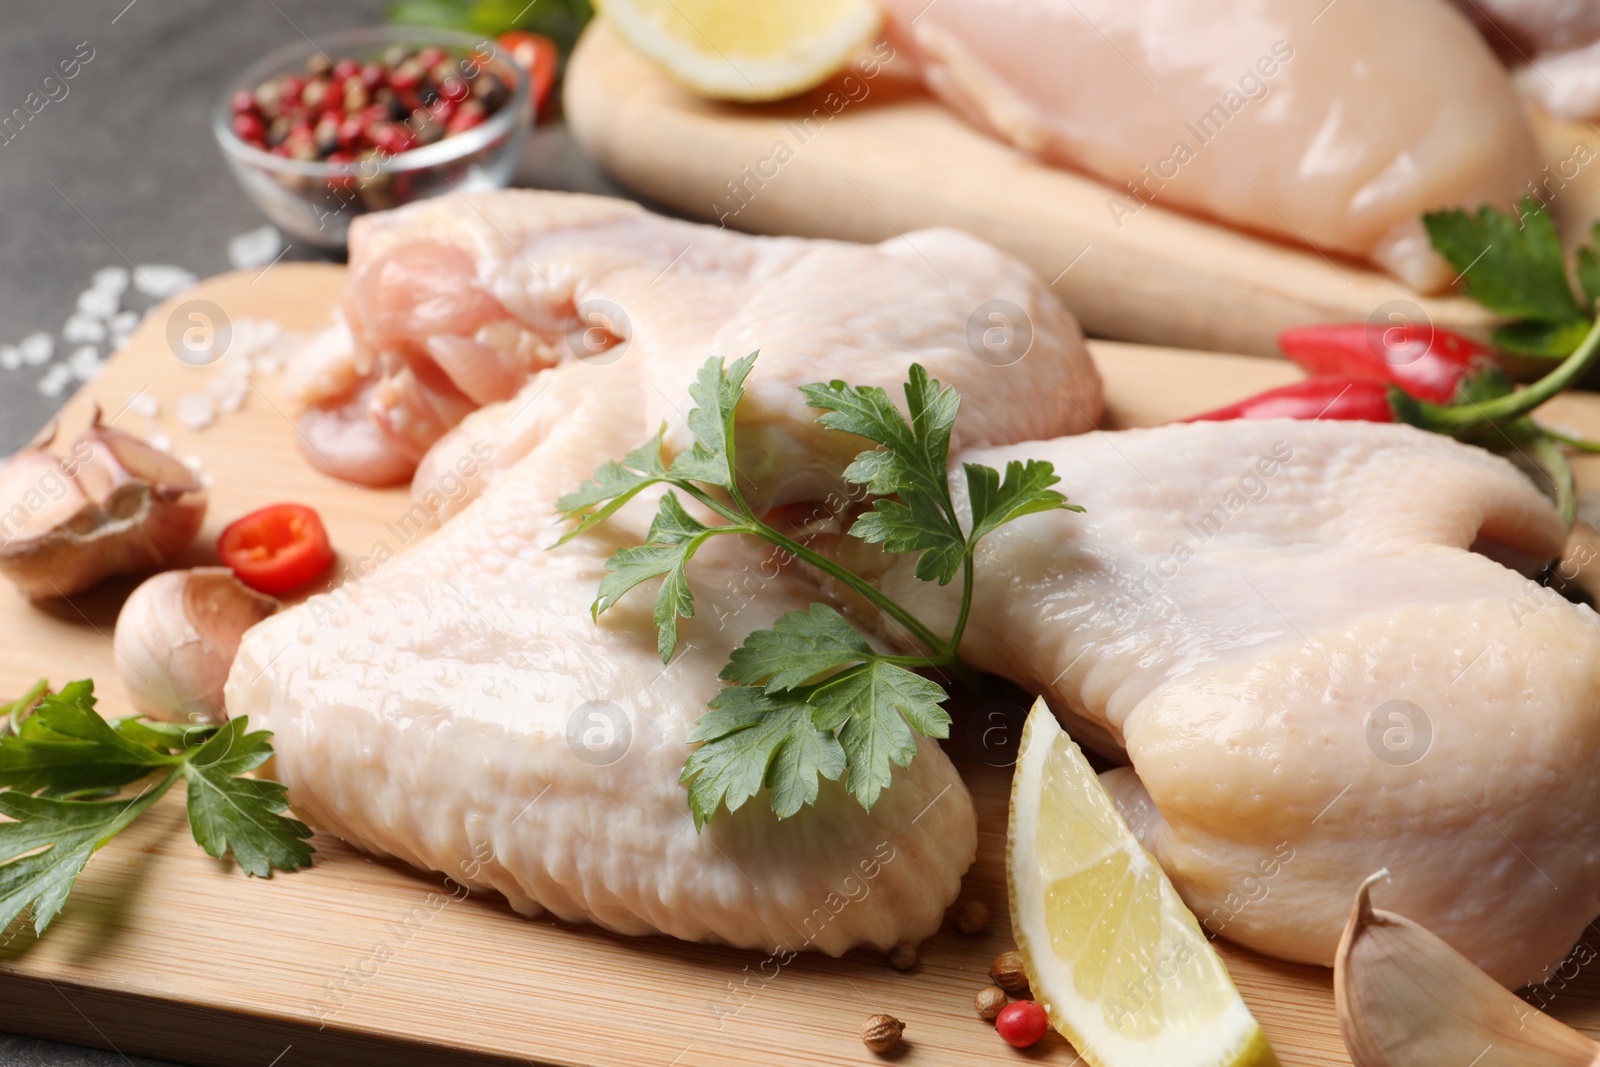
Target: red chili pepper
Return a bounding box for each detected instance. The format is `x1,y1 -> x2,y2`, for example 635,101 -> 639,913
218,503 -> 335,596
994,1000 -> 1049,1048
497,31 -> 559,118
1182,377 -> 1395,423
1278,323 -> 1492,405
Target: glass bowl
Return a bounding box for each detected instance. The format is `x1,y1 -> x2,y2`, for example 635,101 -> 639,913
212,25 -> 532,249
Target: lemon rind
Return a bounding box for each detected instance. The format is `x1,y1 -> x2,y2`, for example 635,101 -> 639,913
597,0 -> 882,101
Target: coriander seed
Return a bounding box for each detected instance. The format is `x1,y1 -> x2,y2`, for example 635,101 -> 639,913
974,984 -> 1008,1020
956,898 -> 991,934
990,949 -> 1029,992
861,1013 -> 905,1053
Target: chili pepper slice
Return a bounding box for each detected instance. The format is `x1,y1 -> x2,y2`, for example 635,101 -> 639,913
217,503 -> 334,596
1278,323 -> 1491,405
1181,377 -> 1395,423
497,31 -> 558,117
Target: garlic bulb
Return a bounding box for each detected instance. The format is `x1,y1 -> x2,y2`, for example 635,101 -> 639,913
113,568 -> 279,723
1335,869 -> 1600,1067
0,410 -> 207,600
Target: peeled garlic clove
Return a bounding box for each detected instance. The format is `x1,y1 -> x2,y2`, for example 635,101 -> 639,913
1335,870 -> 1600,1067
113,567 -> 279,723
0,409 -> 207,599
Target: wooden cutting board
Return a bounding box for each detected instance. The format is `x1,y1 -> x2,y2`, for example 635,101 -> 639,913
562,23 -> 1501,360
3,264 -> 1600,1067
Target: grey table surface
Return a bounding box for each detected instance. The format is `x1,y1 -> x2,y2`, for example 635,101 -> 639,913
0,0 -> 625,1063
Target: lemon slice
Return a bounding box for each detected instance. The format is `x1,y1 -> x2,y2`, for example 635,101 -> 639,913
596,0 -> 882,101
1007,700 -> 1279,1067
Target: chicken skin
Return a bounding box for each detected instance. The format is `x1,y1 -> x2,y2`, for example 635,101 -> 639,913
288,190 -> 1100,488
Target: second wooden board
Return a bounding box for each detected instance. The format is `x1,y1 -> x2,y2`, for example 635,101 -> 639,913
4,267 -> 1600,1067
562,22 -> 1497,360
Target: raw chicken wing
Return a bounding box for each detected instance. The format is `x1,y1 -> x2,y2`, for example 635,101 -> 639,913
843,419 -> 1600,987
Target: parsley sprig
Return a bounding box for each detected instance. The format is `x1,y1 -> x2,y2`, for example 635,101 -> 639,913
556,355 -> 1080,827
0,680 -> 312,936
1416,198 -> 1600,523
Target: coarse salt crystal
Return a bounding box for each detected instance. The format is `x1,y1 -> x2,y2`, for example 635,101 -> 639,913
109,310 -> 141,350
36,364 -> 71,397
147,430 -> 171,451
227,225 -> 283,271
132,265 -> 197,299
174,393 -> 216,430
92,266 -> 130,295
181,455 -> 205,473
63,313 -> 106,344
253,354 -> 282,376
0,346 -> 19,371
66,345 -> 102,381
76,287 -> 118,319
124,391 -> 158,418
213,378 -> 248,413
20,332 -> 53,365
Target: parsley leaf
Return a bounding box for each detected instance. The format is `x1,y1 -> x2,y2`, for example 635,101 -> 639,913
593,492 -> 734,661
850,492 -> 967,584
647,491 -> 710,545
811,662 -> 950,810
802,365 -> 960,507
681,686 -> 844,827
1424,199 -> 1584,326
695,608 -> 953,822
1577,222 -> 1600,310
554,427 -> 671,545
720,604 -> 873,692
0,780 -> 179,934
669,353 -> 757,490
183,719 -> 313,877
0,682 -> 173,797
964,459 -> 1083,543
1490,319 -> 1596,359
803,366 -> 969,583
0,680 -> 312,936
1423,199 -> 1589,356
594,543 -> 694,656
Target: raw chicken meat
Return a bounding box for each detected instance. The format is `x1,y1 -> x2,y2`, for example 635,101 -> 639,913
292,190 -> 1100,487
1455,0 -> 1600,52
1516,42 -> 1600,119
228,366 -> 981,952
1458,0 -> 1600,120
836,419 -> 1600,987
881,0 -> 1541,291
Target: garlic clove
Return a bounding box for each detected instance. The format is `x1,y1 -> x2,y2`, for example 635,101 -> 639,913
0,445 -> 89,539
0,409 -> 208,599
113,567 -> 279,723
1335,869 -> 1600,1067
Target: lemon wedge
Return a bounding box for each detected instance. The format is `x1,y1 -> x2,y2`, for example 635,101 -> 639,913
1007,699 -> 1279,1067
596,0 -> 882,102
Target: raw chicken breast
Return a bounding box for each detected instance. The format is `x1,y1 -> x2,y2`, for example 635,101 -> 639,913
228,366 -> 978,953
882,0 -> 1540,290
842,419 -> 1600,987
293,190 -> 1099,487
